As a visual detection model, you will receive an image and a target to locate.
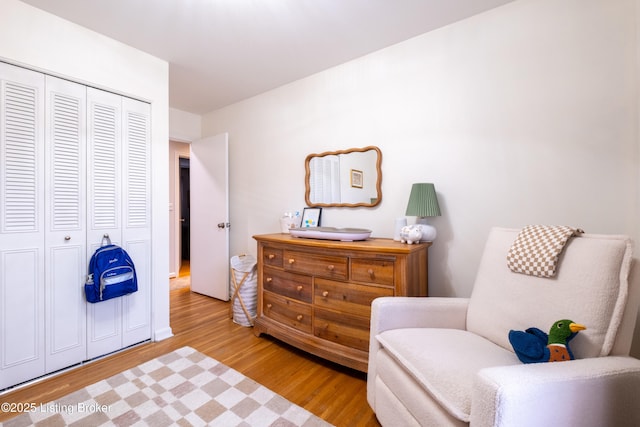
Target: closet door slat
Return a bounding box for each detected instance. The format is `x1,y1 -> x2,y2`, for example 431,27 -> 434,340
50,91 -> 83,230
89,101 -> 119,230
2,81 -> 39,232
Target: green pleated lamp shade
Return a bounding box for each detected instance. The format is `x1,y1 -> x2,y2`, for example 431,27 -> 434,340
405,183 -> 441,217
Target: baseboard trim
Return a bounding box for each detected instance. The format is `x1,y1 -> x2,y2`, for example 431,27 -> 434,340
153,327 -> 174,342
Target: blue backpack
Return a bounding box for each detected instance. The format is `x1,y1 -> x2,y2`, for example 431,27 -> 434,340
85,236 -> 138,303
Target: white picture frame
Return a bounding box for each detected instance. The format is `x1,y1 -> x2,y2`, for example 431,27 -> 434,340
301,207 -> 322,227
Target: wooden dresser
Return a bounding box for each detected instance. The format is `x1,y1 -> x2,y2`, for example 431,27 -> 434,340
253,233 -> 430,372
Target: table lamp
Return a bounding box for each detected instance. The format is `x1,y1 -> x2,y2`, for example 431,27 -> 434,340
405,183 -> 441,241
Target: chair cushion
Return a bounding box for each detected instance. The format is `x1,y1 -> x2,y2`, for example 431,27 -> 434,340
467,227 -> 633,359
377,328 -> 519,422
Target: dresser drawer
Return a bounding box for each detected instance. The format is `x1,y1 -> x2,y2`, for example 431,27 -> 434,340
262,246 -> 283,268
283,250 -> 348,280
263,291 -> 312,334
314,307 -> 370,351
314,278 -> 393,318
351,258 -> 395,286
263,267 -> 312,303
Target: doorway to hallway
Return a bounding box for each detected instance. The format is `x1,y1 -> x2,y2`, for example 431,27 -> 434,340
179,157 -> 190,262
170,154 -> 191,291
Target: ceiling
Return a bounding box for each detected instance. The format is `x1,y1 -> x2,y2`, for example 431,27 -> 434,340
21,0 -> 515,115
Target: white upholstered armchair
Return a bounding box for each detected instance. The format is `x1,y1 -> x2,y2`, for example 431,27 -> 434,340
367,227 -> 640,426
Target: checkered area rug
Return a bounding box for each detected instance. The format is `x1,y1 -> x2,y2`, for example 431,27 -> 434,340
3,347 -> 332,427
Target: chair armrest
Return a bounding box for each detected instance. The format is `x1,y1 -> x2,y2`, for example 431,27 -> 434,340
367,297 -> 469,409
369,296 -> 469,336
471,356 -> 640,427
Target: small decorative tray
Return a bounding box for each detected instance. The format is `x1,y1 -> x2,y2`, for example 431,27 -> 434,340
289,227 -> 372,241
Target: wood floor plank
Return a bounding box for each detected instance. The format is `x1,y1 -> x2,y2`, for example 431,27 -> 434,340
0,286 -> 380,426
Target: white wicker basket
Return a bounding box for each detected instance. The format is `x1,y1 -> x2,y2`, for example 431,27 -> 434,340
229,255 -> 257,327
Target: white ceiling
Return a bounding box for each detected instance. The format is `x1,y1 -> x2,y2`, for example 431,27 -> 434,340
21,0 -> 515,114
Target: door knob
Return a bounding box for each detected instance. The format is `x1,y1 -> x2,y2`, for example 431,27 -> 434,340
217,223 -> 225,229
217,222 -> 230,229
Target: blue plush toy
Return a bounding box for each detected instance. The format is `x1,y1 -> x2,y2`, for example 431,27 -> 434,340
509,319 -> 586,364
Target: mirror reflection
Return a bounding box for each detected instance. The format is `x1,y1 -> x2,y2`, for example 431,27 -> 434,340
305,146 -> 382,207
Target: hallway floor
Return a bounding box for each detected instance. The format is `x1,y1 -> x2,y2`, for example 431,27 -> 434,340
169,260 -> 190,290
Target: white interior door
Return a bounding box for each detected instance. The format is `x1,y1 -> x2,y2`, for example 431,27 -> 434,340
190,133 -> 229,300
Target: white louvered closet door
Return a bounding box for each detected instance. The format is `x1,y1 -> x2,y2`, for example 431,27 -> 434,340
0,62 -> 46,389
44,75 -> 87,373
86,88 -> 123,358
0,63 -> 151,388
121,97 -> 151,348
86,89 -> 151,359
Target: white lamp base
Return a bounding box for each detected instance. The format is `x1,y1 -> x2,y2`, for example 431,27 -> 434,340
415,218 -> 437,242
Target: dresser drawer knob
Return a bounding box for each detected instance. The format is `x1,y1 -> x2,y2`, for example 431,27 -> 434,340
322,291 -> 329,297
296,285 -> 303,291
288,258 -> 295,264
296,314 -> 303,321
268,254 -> 275,260
327,265 -> 335,271
266,277 -> 273,283
368,268 -> 375,276
266,303 -> 272,309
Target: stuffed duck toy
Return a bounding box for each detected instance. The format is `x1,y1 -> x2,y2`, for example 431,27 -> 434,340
509,319 -> 586,364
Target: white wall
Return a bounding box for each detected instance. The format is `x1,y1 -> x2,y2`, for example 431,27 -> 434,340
169,108 -> 202,142
1,0 -> 172,341
202,0 -> 640,354
167,108 -> 199,278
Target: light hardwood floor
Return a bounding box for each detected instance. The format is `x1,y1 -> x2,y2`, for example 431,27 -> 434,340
0,283 -> 380,426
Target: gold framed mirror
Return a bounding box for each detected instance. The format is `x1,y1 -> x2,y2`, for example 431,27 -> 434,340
305,146 -> 382,208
